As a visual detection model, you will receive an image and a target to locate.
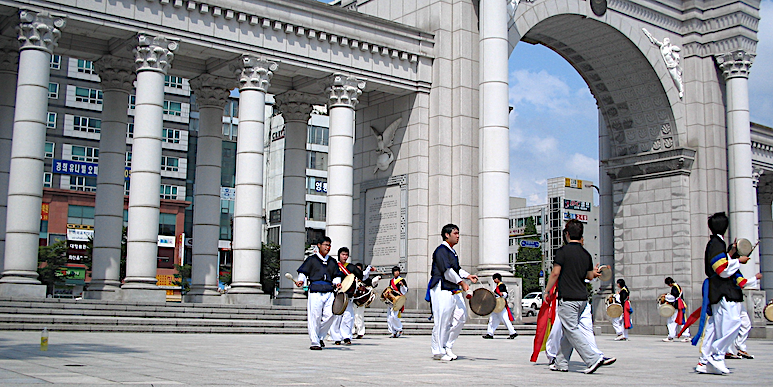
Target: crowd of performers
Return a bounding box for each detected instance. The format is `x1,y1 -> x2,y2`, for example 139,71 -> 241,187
293,214 -> 761,374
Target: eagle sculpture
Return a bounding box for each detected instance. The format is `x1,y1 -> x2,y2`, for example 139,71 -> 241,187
370,117 -> 402,173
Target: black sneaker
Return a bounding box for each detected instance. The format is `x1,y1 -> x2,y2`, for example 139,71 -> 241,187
356,335 -> 364,339
482,334 -> 494,339
602,357 -> 616,366
335,341 -> 342,345
508,332 -> 518,339
343,339 -> 351,345
320,341 -> 325,348
310,345 -> 322,350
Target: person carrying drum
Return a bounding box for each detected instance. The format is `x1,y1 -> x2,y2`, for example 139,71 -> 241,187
662,277 -> 690,342
429,224 -> 478,361
482,273 -> 517,339
352,262 -> 378,339
329,247 -> 363,345
693,212 -> 761,374
543,219 -> 606,374
386,266 -> 408,338
295,236 -> 345,350
611,279 -> 632,341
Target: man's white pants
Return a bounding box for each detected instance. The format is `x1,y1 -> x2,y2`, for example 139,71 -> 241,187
699,299 -> 742,364
611,315 -> 628,338
353,305 -> 365,337
307,292 -> 335,346
546,303 -> 601,359
330,302 -> 354,341
666,311 -> 690,339
487,308 -> 515,336
387,308 -> 402,334
430,284 -> 467,355
732,305 -> 751,353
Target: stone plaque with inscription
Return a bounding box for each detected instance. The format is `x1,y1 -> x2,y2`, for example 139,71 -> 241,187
365,185 -> 401,268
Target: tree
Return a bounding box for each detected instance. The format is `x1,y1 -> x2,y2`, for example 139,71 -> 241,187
37,240 -> 70,295
173,263 -> 192,295
514,216 -> 542,296
261,243 -> 281,298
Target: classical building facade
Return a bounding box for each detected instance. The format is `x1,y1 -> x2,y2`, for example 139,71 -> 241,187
0,0 -> 768,327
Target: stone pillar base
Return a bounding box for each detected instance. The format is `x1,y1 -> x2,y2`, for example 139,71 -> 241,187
223,293 -> 271,305
184,293 -> 223,304
83,288 -> 122,301
274,289 -> 308,306
0,283 -> 46,298
744,289 -> 767,324
120,288 -> 166,303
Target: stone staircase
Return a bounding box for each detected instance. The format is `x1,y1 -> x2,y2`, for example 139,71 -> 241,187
0,298 -> 536,335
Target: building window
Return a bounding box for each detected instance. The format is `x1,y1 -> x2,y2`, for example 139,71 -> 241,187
306,176 -> 327,195
69,176 -> 97,192
306,151 -> 328,171
163,100 -> 182,116
124,181 -> 130,196
44,142 -> 54,158
224,100 -> 238,117
222,123 -> 238,139
129,95 -> 136,110
162,128 -> 181,144
509,238 -> 514,246
50,55 -> 61,70
48,83 -> 59,99
308,125 -> 329,146
43,172 -> 52,188
73,116 -> 101,134
74,87 -> 103,105
160,184 -> 178,200
76,59 -> 95,75
158,213 -> 176,235
306,202 -> 327,222
47,112 -> 57,129
165,75 -> 184,89
125,152 -> 132,168
71,145 -> 99,163
67,205 -> 95,226
161,156 -> 179,172
127,123 -> 134,138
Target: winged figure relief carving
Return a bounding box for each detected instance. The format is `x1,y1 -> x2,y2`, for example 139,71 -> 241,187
371,117 -> 402,173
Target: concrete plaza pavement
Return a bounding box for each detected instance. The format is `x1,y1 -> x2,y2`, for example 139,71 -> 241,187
0,331 -> 771,386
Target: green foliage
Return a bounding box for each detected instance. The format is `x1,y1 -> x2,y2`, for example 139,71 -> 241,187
514,216 -> 542,296
261,243 -> 281,297
173,264 -> 192,294
37,240 -> 70,293
219,266 -> 232,286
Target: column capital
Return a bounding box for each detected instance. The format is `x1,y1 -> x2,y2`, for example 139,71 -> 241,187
95,55 -> 136,93
231,55 -> 277,92
716,50 -> 755,80
275,90 -> 319,122
16,10 -> 65,54
326,73 -> 365,108
133,33 -> 178,74
0,47 -> 19,73
190,74 -> 234,109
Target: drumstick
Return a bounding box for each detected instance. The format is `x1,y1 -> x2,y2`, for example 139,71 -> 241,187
284,272 -> 295,281
749,240 -> 761,255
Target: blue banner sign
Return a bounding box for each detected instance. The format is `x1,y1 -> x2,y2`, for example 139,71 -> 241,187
520,240 -> 541,249
53,159 -> 98,177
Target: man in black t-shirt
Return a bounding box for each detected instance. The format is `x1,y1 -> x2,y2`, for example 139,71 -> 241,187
544,220 -> 605,374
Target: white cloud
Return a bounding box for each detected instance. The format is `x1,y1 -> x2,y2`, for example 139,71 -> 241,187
509,69 -> 595,118
530,136 -> 558,155
566,153 -> 599,181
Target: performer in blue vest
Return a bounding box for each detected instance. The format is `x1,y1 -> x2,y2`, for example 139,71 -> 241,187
429,223 -> 478,361
295,236 -> 345,350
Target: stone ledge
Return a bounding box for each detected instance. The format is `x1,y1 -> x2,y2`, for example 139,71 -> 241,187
606,148 -> 696,182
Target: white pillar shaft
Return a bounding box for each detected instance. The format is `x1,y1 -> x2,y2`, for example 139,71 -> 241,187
726,76 -> 754,245
0,54 -> 18,275
758,201 -> 773,299
326,105 -> 355,254
90,88 -> 129,291
477,0 -> 511,274
1,48 -> 51,284
279,118 -> 311,299
123,69 -> 165,288
598,111 -> 614,283
190,105 -> 223,295
230,89 -> 266,292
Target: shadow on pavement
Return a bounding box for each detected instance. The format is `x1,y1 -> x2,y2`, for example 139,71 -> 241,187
0,343 -> 146,360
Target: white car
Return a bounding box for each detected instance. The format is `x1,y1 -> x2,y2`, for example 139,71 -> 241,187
521,292 -> 543,310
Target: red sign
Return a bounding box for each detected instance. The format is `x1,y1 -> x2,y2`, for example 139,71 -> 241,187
41,203 -> 49,221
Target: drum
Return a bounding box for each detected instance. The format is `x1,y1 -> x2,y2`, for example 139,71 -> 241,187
659,303 -> 675,318
469,288 -> 497,316
657,293 -> 667,305
340,273 -> 356,294
599,265 -> 613,282
332,292 -> 349,315
351,283 -> 374,307
737,238 -> 754,257
764,301 -> 773,323
493,297 -> 506,314
380,287 -> 406,311
606,295 -> 623,318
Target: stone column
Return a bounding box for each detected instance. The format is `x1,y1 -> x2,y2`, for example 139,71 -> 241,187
275,90 -> 316,305
0,46 -> 19,275
326,74 -> 365,256
225,55 -> 276,304
477,0 -> 511,276
186,75 -> 232,303
121,33 -> 178,302
84,57 -> 135,300
716,51 -> 756,261
0,11 -> 64,298
758,191 -> 773,300
598,111 -> 614,291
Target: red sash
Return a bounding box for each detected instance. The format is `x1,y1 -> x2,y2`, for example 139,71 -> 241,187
530,285 -> 557,363
338,262 -> 351,276
390,277 -> 405,313
623,300 -> 633,329
494,284 -> 514,321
